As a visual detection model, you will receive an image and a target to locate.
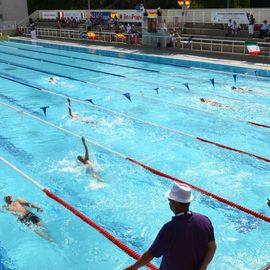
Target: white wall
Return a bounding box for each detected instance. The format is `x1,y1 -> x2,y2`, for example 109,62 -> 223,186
0,0 -> 28,23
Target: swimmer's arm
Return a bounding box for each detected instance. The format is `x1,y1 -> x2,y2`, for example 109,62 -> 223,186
18,198 -> 43,212
81,136 -> 89,161
67,98 -> 73,117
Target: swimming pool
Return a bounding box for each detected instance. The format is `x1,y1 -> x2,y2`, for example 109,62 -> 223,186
0,38 -> 269,270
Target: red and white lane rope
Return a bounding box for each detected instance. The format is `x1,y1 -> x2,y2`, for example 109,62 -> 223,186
0,156 -> 158,270
0,101 -> 269,224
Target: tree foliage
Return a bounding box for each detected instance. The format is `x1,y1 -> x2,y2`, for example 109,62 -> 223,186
27,0 -> 268,14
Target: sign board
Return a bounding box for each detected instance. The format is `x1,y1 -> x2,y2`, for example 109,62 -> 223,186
90,12 -> 111,21
211,12 -> 249,24
58,11 -> 86,19
41,11 -> 58,19
118,11 -> 143,22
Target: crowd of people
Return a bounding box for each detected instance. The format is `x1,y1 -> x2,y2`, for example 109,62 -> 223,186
225,14 -> 269,38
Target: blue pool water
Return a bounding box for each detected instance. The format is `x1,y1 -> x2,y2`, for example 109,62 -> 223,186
0,38 -> 269,270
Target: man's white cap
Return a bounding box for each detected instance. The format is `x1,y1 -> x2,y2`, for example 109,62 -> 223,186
165,183 -> 193,203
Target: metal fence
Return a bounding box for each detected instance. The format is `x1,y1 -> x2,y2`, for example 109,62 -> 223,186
143,34 -> 270,57
0,21 -> 17,30
19,26 -> 270,58
19,27 -> 141,45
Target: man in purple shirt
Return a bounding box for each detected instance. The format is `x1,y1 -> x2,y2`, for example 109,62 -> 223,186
124,183 -> 216,270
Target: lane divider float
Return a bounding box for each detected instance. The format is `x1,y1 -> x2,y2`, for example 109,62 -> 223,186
0,101 -> 270,224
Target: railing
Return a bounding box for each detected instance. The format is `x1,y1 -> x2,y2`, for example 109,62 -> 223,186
0,21 -> 17,30
19,27 -> 141,46
18,27 -> 270,58
142,34 -> 270,57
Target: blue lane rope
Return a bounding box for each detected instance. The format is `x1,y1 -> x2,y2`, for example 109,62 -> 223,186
0,50 -> 125,78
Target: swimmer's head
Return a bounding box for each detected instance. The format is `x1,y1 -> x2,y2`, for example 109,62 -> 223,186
231,86 -> 236,89
200,98 -> 205,102
4,194 -> 12,204
77,155 -> 84,163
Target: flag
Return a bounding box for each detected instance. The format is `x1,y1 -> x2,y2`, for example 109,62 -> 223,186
246,42 -> 261,55
123,93 -> 132,102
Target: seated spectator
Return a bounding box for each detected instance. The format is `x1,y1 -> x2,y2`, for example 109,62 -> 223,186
259,20 -> 269,38
126,23 -> 131,33
225,19 -> 233,36
167,32 -> 175,48
86,18 -> 92,31
119,23 -> 125,33
231,21 -> 240,37
163,19 -> 168,31
174,31 -> 181,47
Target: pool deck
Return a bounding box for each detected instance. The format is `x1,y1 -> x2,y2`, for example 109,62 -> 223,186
10,36 -> 270,72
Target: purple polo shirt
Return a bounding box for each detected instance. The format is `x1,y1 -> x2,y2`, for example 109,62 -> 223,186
148,212 -> 215,270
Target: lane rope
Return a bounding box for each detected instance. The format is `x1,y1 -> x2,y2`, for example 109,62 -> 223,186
0,156 -> 158,269
1,75 -> 270,164
1,101 -> 270,224
0,51 -> 267,106
9,38 -> 270,81
1,70 -> 270,130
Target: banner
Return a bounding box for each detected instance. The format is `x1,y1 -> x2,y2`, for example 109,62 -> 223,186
41,11 -> 58,20
90,12 -> 111,21
111,10 -> 144,22
58,11 -> 86,19
211,12 -> 249,24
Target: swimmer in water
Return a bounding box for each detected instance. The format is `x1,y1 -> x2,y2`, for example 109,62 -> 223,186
48,77 -> 57,84
231,86 -> 253,93
67,98 -> 97,124
77,136 -> 103,181
200,98 -> 223,107
3,194 -> 51,241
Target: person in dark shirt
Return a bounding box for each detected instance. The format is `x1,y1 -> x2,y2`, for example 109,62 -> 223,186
124,183 -> 216,270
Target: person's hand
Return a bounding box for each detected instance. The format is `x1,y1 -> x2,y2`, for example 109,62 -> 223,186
267,198 -> 270,207
37,207 -> 43,213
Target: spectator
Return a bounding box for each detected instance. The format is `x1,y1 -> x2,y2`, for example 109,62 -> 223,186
225,19 -> 233,36
123,183 -> 216,270
86,18 -> 92,31
157,7 -> 162,28
57,20 -> 61,30
259,20 -> 269,38
163,19 -> 168,31
231,20 -> 240,37
29,21 -> 36,39
248,14 -> 255,37
174,30 -> 182,47
140,3 -> 145,13
113,15 -> 119,26
119,23 -> 125,33
126,23 -> 131,33
181,2 -> 188,17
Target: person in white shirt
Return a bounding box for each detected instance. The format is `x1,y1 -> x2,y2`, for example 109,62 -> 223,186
259,20 -> 269,38
226,19 -> 233,36
231,21 -> 240,37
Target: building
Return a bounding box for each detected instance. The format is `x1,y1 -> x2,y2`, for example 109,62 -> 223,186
0,0 -> 28,23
